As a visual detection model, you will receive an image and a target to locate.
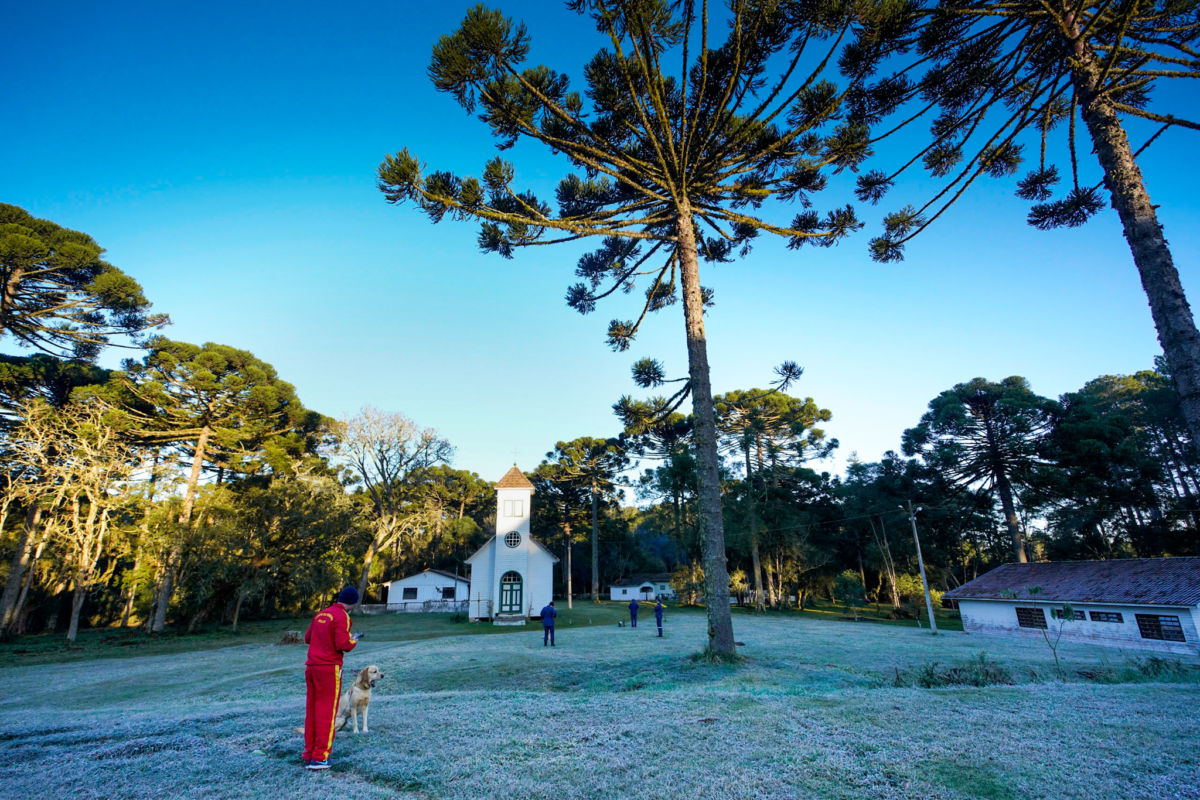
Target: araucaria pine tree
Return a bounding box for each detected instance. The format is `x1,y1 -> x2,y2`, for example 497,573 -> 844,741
859,0 -> 1200,455
378,0 -> 901,657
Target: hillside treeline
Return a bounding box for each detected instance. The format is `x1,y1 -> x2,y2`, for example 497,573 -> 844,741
1,335 -> 1194,641
627,368 -> 1200,616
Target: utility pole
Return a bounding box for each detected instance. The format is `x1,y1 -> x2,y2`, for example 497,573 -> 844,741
904,501 -> 938,635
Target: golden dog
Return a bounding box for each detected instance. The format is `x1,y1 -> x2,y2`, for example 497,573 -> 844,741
334,664 -> 384,733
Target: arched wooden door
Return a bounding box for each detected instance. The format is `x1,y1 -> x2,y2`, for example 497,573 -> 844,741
499,571 -> 523,614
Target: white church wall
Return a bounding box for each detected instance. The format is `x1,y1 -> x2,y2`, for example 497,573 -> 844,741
466,468 -> 557,621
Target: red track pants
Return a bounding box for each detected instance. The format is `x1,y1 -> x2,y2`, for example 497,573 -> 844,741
303,665 -> 342,762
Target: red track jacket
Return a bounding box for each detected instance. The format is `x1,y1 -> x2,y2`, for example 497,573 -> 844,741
304,603 -> 357,667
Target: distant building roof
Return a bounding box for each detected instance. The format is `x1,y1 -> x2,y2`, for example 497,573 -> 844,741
610,573 -> 672,588
382,568 -> 469,586
495,465 -> 535,490
943,557 -> 1200,607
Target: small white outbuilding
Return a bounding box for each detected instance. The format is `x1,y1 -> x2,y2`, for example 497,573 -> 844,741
465,466 -> 558,623
381,569 -> 470,612
944,557 -> 1200,654
609,573 -> 675,601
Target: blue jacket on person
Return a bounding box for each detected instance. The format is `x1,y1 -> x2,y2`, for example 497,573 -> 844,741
654,601 -> 664,622
628,599 -> 639,616
540,603 -> 557,626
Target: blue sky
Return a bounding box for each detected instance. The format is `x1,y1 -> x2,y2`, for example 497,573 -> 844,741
4,1 -> 1198,486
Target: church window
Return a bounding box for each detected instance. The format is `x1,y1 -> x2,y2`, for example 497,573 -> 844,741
503,499 -> 525,518
505,531 -> 521,548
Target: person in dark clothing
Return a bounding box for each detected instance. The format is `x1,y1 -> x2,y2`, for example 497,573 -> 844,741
654,599 -> 664,637
628,598 -> 639,627
540,600 -> 557,646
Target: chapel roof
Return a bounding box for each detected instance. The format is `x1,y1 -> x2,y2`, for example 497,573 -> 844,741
495,465 -> 535,490
943,557 -> 1200,607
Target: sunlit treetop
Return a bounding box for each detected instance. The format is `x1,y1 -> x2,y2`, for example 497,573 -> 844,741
0,203 -> 168,361
379,0 -> 911,349
855,0 -> 1200,260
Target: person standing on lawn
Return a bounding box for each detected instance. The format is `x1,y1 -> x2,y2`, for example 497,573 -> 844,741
628,598 -> 639,628
540,600 -> 557,646
302,585 -> 360,771
654,599 -> 664,637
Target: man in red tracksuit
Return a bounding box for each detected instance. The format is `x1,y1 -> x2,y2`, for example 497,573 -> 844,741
303,585 -> 360,770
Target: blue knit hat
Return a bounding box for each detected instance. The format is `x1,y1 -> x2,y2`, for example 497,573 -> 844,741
337,585 -> 360,605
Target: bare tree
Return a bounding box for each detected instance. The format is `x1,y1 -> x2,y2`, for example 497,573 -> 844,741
333,407 -> 453,605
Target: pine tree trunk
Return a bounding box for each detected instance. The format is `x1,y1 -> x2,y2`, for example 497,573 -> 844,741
119,552 -> 141,628
0,504 -> 42,634
565,532 -> 573,610
66,582 -> 87,644
1066,32 -> 1200,458
178,425 -> 210,527
151,425 -> 211,633
187,604 -> 207,634
357,536 -> 381,607
982,411 -> 1027,563
232,590 -> 245,631
995,470 -> 1028,562
744,446 -> 765,611
676,208 -> 735,657
590,489 -> 600,602
11,525 -> 48,636
144,561 -> 162,633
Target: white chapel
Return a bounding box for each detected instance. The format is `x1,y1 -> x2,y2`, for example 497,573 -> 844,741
465,466 -> 558,623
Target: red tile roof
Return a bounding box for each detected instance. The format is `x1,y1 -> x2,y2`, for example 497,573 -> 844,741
495,465 -> 534,490
944,557 -> 1200,606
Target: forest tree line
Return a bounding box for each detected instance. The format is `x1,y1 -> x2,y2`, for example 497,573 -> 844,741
0,322 -> 1194,641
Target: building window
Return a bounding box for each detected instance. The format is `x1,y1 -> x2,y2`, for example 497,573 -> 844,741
503,499 -> 525,518
1015,607 -> 1047,629
402,587 -> 417,600
1089,611 -> 1123,623
441,586 -> 457,599
1136,614 -> 1186,642
1052,608 -> 1085,621
504,531 -> 521,548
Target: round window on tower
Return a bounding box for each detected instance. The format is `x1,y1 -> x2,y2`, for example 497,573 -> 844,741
504,531 -> 521,548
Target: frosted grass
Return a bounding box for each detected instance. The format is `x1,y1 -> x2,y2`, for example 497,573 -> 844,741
2,612 -> 1197,799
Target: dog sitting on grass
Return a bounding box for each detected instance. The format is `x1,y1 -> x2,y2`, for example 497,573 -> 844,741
334,665 -> 384,733
294,665 -> 384,736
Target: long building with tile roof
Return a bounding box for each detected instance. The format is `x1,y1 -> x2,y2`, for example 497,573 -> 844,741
945,557 -> 1200,654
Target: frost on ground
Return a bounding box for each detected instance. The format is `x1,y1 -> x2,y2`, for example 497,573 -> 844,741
1,613 -> 1197,800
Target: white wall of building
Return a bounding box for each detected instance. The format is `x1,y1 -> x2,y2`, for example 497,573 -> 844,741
467,547 -> 495,621
609,581 -> 675,601
958,598 -> 1200,654
382,571 -> 468,612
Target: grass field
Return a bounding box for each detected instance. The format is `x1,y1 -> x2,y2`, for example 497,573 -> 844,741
2,604 -> 1198,799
